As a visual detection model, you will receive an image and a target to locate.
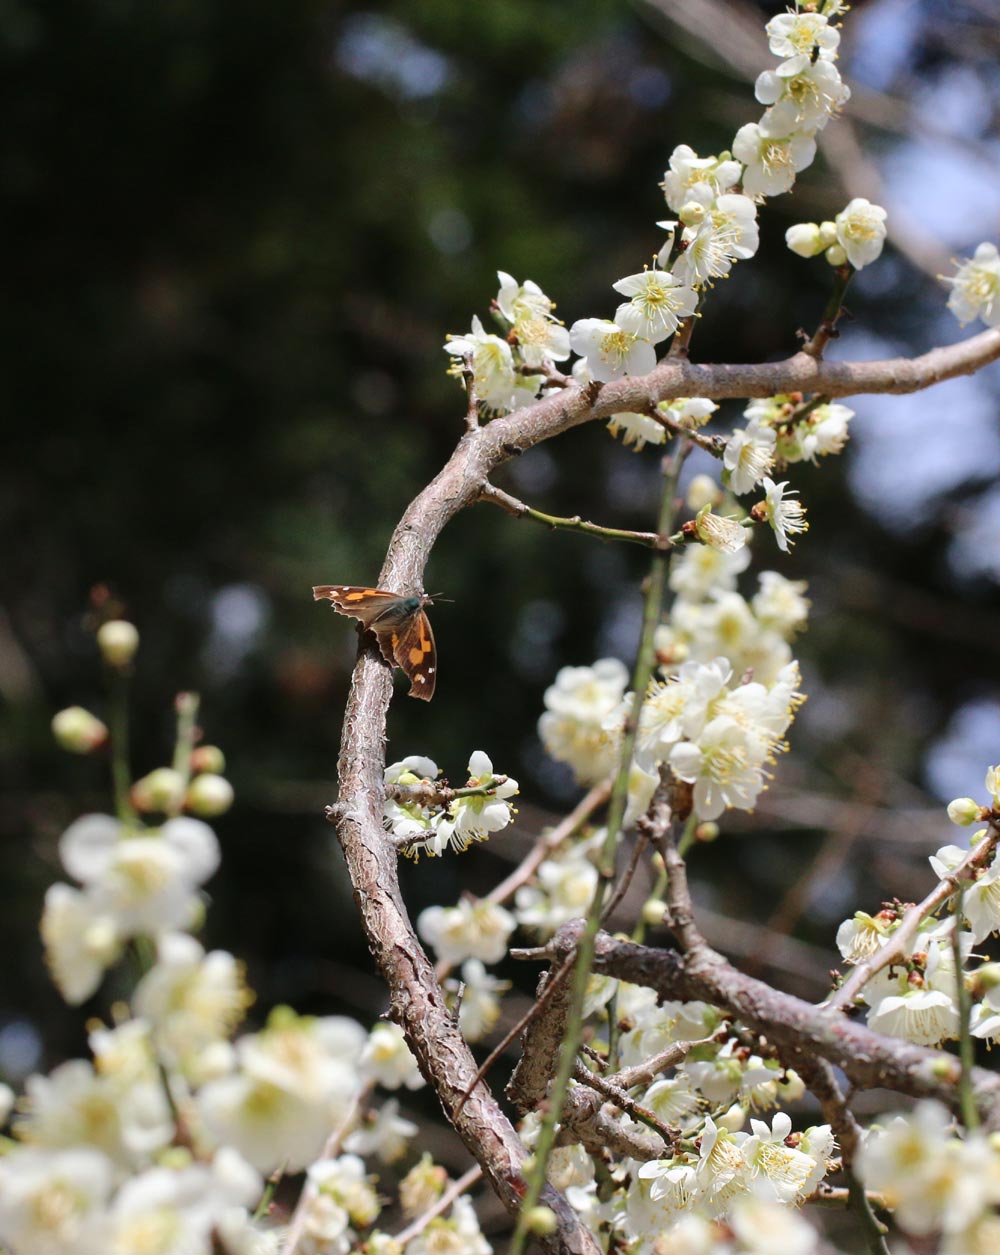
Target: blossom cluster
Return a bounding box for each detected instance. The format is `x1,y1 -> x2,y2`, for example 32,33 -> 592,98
540,548 -> 806,822
382,750 -> 519,858
859,1101 -> 1000,1252
2,633 -> 508,1255
834,765 -> 1000,1052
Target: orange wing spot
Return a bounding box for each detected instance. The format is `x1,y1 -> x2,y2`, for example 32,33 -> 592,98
408,647 -> 425,665
421,636 -> 431,651
391,633 -> 400,647
346,592 -> 367,601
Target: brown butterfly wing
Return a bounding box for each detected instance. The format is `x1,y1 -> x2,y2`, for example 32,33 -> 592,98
313,585 -> 403,629
378,608 -> 436,701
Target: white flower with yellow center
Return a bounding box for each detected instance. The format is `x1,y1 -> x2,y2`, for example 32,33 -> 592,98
765,12 -> 840,74
539,658 -> 629,784
569,318 -> 657,383
943,242 -> 1000,327
724,419 -> 776,496
444,315 -> 518,411
515,845 -> 599,935
732,122 -> 816,199
740,1112 -> 816,1203
835,198 -> 888,269
344,1098 -> 418,1165
132,933 -> 252,1079
660,144 -> 741,213
41,882 -> 122,1004
756,57 -> 850,133
360,1022 -> 424,1091
607,410 -> 667,450
692,507 -> 747,555
417,897 -> 515,966
757,479 -> 808,552
0,1147 -> 114,1254
612,269 -> 698,344
672,195 -> 759,288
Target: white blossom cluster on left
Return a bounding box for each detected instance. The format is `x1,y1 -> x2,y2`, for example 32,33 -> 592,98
2,622 -> 497,1255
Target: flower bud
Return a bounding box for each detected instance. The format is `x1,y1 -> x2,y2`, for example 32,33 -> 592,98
947,797 -> 981,826
96,619 -> 139,668
824,243 -> 848,267
686,474 -> 722,512
785,222 -> 823,258
696,821 -> 720,843
191,745 -> 226,775
817,221 -> 839,248
52,706 -> 108,754
132,767 -> 185,813
524,1206 -> 558,1236
930,1056 -> 955,1079
974,963 -> 1000,992
186,773 -> 235,817
642,898 -> 668,926
678,201 -> 707,227
718,1103 -> 746,1132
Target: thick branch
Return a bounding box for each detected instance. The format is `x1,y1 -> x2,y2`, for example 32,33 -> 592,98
550,923 -> 1000,1125
329,327 -> 1000,1252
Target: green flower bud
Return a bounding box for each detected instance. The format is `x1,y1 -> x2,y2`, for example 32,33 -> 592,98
642,898 -> 668,926
947,797 -> 981,826
824,243 -> 848,267
96,619 -> 139,668
190,745 -> 226,775
132,767 -> 185,813
51,706 -> 108,754
524,1206 -> 558,1236
186,773 -> 234,817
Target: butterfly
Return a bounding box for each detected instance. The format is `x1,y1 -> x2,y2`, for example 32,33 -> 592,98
313,585 -> 437,701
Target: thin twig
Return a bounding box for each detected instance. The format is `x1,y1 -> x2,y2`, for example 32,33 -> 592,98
480,482 -> 673,549
570,1061 -> 679,1149
952,889 -> 980,1132
393,1164 -> 484,1246
802,264 -> 854,358
826,820 -> 1000,1012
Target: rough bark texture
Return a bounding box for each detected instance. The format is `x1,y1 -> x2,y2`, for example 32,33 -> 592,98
329,329 -> 1000,1252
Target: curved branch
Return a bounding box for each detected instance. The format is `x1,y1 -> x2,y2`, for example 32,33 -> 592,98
554,924 -> 1000,1125
329,327 -> 1000,1249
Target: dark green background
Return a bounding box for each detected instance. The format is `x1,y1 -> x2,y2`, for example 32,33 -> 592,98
3,0 -> 999,1131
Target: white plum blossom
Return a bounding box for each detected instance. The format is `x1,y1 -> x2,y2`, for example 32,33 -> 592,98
669,542 -> 751,603
729,1195 -> 819,1254
732,122 -> 816,199
539,658 -> 629,784
515,841 -> 599,935
859,1102 -> 1000,1236
756,58 -> 850,133
660,144 -> 741,213
765,11 -> 840,74
57,813 -> 220,939
444,315 -> 519,412
834,198 -> 888,269
360,1022 -> 424,1092
863,938 -> 962,1046
417,896 -> 515,966
344,1098 -> 417,1166
132,932 -> 251,1080
404,1194 -> 491,1255
607,409 -> 667,450
568,318 -> 657,382
40,882 -> 122,1004
757,479 -> 808,551
443,751 -> 518,852
740,1112 -> 816,1203
672,195 -> 760,288
452,959 -> 509,1042
943,241 -> 1000,327
930,843 -> 1000,942
751,572 -> 810,637
692,507 -> 748,555
724,419 -> 776,495
612,269 -> 698,343
495,271 -> 570,365
0,1147 -> 114,1255
664,397 -> 718,429
836,910 -> 894,963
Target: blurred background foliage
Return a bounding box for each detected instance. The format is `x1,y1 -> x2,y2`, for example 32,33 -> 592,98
3,0 -> 1000,1143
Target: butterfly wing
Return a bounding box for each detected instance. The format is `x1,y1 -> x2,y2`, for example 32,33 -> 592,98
314,585 -> 437,698
313,585 -> 404,629
378,608 -> 436,701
